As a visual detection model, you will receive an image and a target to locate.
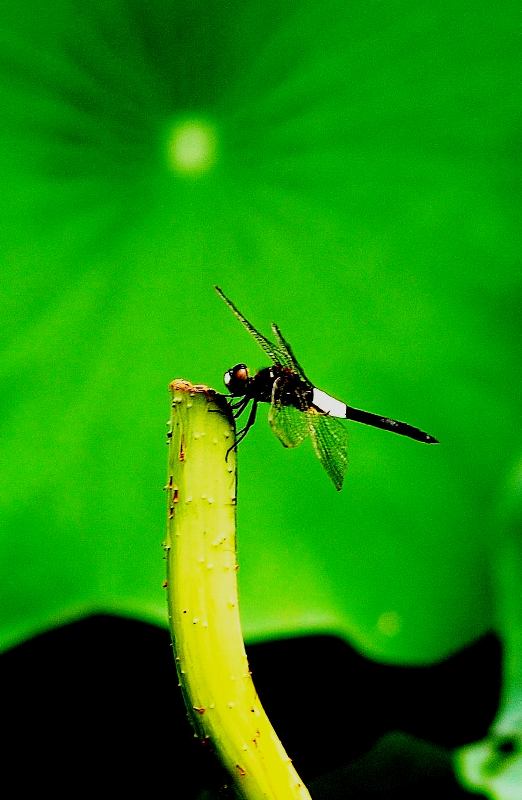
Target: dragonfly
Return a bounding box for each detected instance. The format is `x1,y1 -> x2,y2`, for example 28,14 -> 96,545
215,286 -> 438,490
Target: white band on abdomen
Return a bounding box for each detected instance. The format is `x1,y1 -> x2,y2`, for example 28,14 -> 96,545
312,387 -> 346,417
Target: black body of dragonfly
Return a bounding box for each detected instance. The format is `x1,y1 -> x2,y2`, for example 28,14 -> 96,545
215,286 -> 438,490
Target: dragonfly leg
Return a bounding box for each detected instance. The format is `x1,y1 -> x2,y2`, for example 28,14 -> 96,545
230,396 -> 251,418
226,399 -> 258,460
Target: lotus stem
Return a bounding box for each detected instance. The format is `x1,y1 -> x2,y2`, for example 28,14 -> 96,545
165,379 -> 312,800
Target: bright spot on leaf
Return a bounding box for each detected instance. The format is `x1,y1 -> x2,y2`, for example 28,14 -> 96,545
166,118 -> 217,176
377,610 -> 402,637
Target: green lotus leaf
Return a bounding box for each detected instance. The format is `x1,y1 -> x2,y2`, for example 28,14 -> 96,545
1,0 -> 519,726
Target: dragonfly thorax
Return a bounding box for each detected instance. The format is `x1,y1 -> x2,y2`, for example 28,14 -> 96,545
250,365 -> 313,407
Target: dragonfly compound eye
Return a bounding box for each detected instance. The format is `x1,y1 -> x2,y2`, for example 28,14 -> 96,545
224,364 -> 249,395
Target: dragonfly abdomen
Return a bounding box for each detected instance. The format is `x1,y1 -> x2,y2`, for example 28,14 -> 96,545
345,405 -> 439,443
311,387 -> 347,417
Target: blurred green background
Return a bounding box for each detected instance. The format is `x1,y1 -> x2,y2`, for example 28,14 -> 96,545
1,1 -> 520,795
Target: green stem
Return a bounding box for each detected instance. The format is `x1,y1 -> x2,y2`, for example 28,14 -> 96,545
165,379 -> 312,800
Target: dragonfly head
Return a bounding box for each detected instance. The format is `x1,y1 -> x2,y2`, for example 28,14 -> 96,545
224,363 -> 250,396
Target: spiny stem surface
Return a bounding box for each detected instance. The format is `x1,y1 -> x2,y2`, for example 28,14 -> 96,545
166,379 -> 312,800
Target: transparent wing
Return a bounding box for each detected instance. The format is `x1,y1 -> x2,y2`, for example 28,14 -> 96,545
307,414 -> 349,491
215,286 -> 289,366
271,323 -> 311,381
269,403 -> 310,448
268,376 -> 310,447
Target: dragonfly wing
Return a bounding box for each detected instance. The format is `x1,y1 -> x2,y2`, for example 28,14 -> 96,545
269,403 -> 310,448
268,377 -> 310,448
307,413 -> 348,491
271,322 -> 311,379
215,286 -> 286,365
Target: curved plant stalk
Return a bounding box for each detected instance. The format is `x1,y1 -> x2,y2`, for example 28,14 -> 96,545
165,380 -> 312,800
455,470 -> 522,799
